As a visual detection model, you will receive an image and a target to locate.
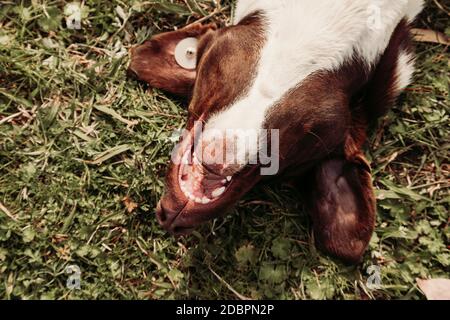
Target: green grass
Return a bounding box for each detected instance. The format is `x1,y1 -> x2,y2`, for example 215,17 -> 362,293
0,0 -> 448,300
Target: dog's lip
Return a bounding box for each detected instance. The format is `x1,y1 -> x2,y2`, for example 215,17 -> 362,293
158,164 -> 260,233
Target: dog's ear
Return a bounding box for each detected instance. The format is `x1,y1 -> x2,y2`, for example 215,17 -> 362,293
128,23 -> 217,97
304,151 -> 376,264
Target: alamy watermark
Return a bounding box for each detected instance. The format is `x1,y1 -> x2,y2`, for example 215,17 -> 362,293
367,0 -> 385,31
64,3 -> 84,30
170,121 -> 280,176
65,265 -> 81,290
366,265 -> 382,290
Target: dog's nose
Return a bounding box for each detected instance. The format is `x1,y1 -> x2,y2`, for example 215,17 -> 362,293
156,200 -> 170,226
126,67 -> 139,80
156,200 -> 180,229
156,201 -> 195,236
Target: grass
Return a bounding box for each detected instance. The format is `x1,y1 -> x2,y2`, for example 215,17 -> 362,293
0,0 -> 448,300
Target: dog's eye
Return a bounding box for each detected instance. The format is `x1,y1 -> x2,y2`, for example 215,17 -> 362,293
174,37 -> 198,70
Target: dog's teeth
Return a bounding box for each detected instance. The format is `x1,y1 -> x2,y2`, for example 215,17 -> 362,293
182,150 -> 190,165
188,193 -> 196,201
212,187 -> 226,198
226,176 -> 232,182
193,153 -> 201,165
195,197 -> 203,203
201,197 -> 211,204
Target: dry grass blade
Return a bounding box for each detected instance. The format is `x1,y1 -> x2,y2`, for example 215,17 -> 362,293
208,266 -> 252,300
85,144 -> 132,165
411,28 -> 450,45
0,202 -> 18,222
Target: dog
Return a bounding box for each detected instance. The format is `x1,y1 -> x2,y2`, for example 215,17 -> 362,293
128,0 -> 424,264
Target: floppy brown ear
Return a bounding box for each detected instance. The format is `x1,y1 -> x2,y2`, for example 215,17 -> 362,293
128,23 -> 216,97
304,152 -> 376,264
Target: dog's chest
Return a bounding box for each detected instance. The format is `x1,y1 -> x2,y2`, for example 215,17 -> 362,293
234,0 -> 414,84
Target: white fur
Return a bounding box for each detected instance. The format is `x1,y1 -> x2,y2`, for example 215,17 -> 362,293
405,0 -> 424,22
204,0 -> 423,165
395,50 -> 415,93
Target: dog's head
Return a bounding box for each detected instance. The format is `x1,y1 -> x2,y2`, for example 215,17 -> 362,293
129,14 -> 356,235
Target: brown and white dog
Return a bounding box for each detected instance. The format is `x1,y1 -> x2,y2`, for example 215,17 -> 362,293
128,0 -> 424,264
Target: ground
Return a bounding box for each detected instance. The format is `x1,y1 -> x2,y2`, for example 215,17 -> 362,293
0,0 -> 448,300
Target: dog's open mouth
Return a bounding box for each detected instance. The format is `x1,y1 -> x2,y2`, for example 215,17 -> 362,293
178,147 -> 233,204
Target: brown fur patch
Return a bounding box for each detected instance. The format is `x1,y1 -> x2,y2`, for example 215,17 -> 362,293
188,12 -> 267,123
128,23 -> 216,96
305,155 -> 376,264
